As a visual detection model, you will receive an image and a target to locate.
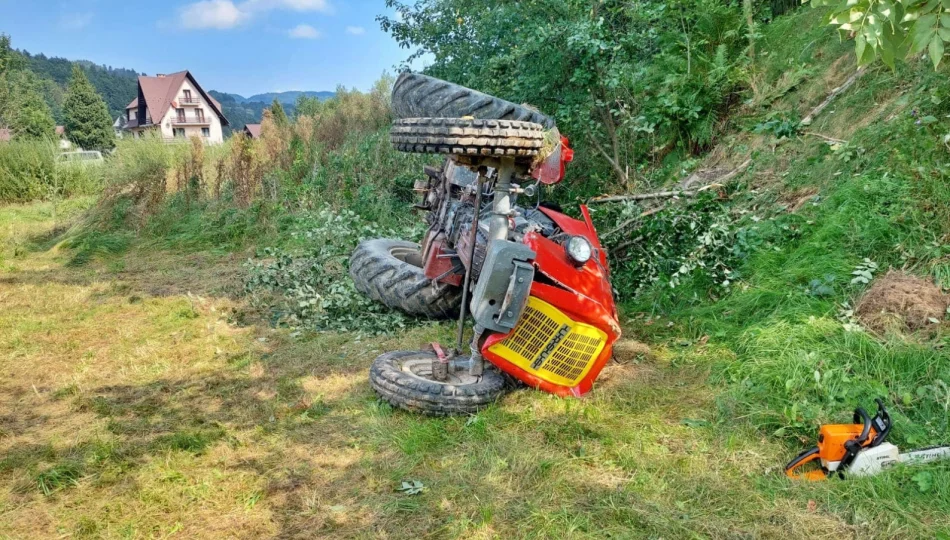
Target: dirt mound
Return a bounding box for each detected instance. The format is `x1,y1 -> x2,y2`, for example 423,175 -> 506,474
613,339 -> 653,363
855,271 -> 949,334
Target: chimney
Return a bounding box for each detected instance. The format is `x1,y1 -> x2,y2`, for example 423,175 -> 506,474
156,74 -> 166,78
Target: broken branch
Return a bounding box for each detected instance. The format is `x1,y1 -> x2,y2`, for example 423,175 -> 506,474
803,132 -> 848,145
800,67 -> 867,126
590,159 -> 751,205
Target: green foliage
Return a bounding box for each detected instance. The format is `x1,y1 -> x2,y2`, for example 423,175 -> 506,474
0,140 -> 102,203
63,66 -> 116,151
809,0 -> 950,69
627,48 -> 950,450
596,192 -> 762,299
753,113 -> 801,138
0,34 -> 23,74
20,49 -> 139,120
0,70 -> 56,141
244,207 -> 423,334
851,258 -> 880,285
381,0 -> 753,193
269,98 -> 289,128
36,461 -> 83,496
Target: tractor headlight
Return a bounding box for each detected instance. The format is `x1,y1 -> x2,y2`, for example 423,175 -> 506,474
565,236 -> 593,266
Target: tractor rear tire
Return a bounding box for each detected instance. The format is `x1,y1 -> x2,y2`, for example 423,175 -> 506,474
392,72 -> 556,128
391,118 -> 545,157
349,239 -> 461,319
370,350 -> 508,416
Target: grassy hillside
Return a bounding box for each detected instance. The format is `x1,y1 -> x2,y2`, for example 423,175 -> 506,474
0,6 -> 949,538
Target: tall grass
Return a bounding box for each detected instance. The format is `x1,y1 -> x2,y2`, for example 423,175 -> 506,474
77,78 -> 428,253
0,140 -> 102,203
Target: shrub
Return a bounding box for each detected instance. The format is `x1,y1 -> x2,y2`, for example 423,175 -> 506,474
0,139 -> 102,203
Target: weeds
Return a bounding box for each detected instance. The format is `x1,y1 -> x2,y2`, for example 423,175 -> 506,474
36,461 -> 83,496
0,139 -> 102,202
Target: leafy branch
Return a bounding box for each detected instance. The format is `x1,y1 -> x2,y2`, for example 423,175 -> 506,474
810,0 -> 950,69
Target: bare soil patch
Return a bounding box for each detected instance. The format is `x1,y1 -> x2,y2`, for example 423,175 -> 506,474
855,271 -> 949,334
613,339 -> 654,363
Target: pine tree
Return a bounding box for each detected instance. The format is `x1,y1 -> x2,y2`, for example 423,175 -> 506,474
2,71 -> 55,139
63,65 -> 115,150
270,98 -> 289,128
13,84 -> 55,139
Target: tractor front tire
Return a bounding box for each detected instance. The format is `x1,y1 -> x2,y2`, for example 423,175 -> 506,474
349,239 -> 461,319
391,118 -> 545,157
391,72 -> 556,128
370,351 -> 508,416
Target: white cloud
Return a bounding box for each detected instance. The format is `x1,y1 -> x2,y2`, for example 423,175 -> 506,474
288,24 -> 321,39
242,0 -> 332,13
345,26 -> 365,35
179,0 -> 331,31
180,0 -> 249,30
60,12 -> 94,30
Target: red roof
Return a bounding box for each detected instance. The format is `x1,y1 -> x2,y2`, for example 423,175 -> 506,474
127,71 -> 227,126
244,124 -> 262,139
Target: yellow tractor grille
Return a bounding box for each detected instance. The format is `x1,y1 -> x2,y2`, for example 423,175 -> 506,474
488,297 -> 608,387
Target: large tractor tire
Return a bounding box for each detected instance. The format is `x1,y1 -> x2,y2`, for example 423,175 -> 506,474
391,118 -> 545,157
392,72 -> 556,128
370,350 -> 508,416
349,239 -> 461,319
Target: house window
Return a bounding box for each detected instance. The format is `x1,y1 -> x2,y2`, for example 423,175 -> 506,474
176,108 -> 185,122
195,108 -> 205,122
128,110 -> 134,121
173,128 -> 186,138
201,127 -> 210,138
183,89 -> 192,102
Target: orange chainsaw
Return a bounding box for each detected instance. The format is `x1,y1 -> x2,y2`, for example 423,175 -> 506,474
785,399 -> 950,480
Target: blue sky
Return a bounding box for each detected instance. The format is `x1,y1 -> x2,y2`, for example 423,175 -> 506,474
0,0 -> 417,96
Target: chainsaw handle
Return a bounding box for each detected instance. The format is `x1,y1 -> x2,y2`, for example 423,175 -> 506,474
785,447 -> 828,481
852,407 -> 873,444
871,398 -> 892,446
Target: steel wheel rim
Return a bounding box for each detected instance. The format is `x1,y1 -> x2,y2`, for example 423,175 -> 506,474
398,355 -> 482,386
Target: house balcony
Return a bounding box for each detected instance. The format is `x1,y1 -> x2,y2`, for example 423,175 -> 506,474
171,116 -> 211,126
177,96 -> 201,106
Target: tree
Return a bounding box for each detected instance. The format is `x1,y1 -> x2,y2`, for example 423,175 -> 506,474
1,71 -> 55,139
0,34 -> 24,76
270,98 -> 290,128
809,0 -> 950,70
63,65 -> 115,150
379,0 -> 749,190
13,85 -> 56,139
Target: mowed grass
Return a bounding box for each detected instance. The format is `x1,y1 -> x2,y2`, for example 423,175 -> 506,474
0,203 -> 948,539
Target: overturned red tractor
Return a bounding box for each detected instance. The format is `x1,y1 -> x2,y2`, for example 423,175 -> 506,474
350,73 -> 621,415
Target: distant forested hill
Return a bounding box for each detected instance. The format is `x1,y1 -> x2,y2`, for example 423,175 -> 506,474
207,90 -> 335,135
245,91 -> 334,105
8,41 -> 333,135
213,90 -> 334,105
207,90 -> 298,135
19,51 -> 141,122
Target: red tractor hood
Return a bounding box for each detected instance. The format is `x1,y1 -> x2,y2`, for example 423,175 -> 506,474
482,205 -> 621,397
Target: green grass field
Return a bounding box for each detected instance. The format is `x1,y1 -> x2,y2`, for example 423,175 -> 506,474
0,201 -> 902,538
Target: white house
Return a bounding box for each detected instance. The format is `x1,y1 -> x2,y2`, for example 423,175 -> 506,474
124,71 -> 228,144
